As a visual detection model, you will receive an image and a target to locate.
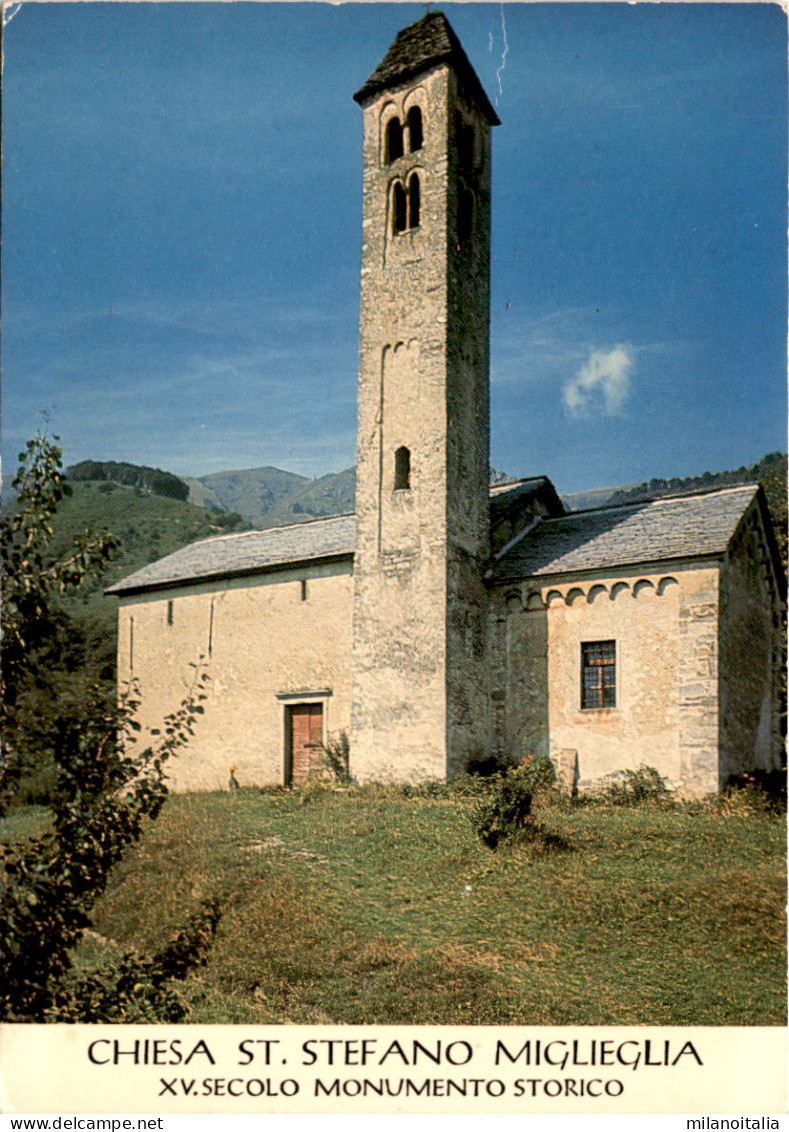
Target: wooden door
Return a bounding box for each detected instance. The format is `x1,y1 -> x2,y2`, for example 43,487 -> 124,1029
286,703 -> 323,785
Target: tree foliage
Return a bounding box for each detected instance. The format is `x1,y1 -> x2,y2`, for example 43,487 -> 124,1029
2,435 -> 119,693
1,679 -> 212,1020
67,459 -> 189,502
0,429 -> 217,1021
1,431 -> 121,808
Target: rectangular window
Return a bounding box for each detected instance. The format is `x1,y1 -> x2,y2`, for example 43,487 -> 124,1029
581,640 -> 616,709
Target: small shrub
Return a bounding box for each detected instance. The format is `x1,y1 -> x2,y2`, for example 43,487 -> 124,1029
294,778 -> 333,805
713,778 -> 780,817
469,754 -> 556,849
723,770 -> 786,811
464,749 -> 512,778
598,764 -> 670,806
322,731 -> 351,785
50,898 -> 222,1022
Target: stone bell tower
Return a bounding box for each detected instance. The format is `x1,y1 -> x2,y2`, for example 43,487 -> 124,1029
350,13 -> 499,780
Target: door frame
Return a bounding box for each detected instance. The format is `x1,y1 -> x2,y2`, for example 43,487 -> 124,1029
276,689 -> 332,785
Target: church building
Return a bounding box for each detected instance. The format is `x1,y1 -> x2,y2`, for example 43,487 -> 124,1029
108,13 -> 784,798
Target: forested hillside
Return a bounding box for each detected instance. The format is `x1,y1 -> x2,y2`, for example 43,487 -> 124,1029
67,460 -> 189,501
50,480 -> 248,631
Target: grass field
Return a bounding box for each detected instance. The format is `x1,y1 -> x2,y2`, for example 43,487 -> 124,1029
48,784 -> 785,1027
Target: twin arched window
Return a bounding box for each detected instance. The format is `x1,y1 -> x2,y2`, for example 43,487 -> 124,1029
407,106 -> 423,153
385,118 -> 404,163
384,106 -> 423,164
392,172 -> 421,234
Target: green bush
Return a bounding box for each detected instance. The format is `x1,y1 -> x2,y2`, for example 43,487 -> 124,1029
469,755 -> 556,849
464,749 -> 512,778
598,764 -> 670,806
0,429 -> 217,1022
49,898 -> 222,1022
321,731 -> 351,785
708,777 -> 781,817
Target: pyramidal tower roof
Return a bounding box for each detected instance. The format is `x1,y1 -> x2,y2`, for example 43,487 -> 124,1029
353,11 -> 500,125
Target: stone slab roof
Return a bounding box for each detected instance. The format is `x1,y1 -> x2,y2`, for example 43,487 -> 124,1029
106,514 -> 356,596
490,476 -> 565,518
108,480 -> 558,596
353,12 -> 500,125
492,485 -> 759,583
107,483 -> 765,596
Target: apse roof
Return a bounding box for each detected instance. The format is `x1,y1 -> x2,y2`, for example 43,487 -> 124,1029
491,484 -> 760,582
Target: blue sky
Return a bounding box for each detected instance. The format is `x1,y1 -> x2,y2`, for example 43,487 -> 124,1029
3,2 -> 786,493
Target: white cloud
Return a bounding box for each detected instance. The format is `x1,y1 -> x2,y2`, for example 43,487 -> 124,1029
562,345 -> 634,417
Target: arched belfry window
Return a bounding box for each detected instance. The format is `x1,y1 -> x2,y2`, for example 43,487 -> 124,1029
392,181 -> 407,234
394,446 -> 411,491
407,172 -> 421,230
407,106 -> 423,153
392,175 -> 422,236
385,117 -> 404,164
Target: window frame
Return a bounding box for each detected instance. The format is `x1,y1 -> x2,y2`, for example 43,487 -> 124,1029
392,180 -> 407,233
580,640 -> 617,710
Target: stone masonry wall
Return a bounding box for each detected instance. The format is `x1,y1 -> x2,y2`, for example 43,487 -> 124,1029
718,503 -> 783,781
116,561 -> 353,791
677,581 -> 720,795
492,564 -> 722,795
444,67 -> 494,775
351,61 -> 493,781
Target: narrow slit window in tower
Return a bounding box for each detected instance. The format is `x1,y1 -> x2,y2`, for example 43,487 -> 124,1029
385,117 -> 404,163
407,106 -> 423,152
393,181 -> 407,233
408,172 -> 421,229
394,446 -> 411,491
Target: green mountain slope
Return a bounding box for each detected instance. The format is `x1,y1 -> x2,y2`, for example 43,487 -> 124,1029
260,468 -> 356,527
48,481 -> 248,631
181,466 -> 355,529
188,467 -> 309,526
